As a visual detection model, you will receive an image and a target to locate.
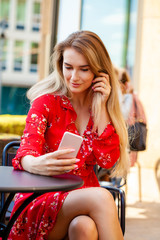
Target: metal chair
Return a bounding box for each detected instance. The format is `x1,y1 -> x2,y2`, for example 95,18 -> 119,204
2,141 -> 20,167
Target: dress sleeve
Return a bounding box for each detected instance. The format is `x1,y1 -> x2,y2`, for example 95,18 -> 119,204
92,123 -> 120,169
12,95 -> 51,170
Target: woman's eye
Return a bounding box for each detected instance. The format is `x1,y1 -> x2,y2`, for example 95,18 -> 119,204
81,69 -> 89,72
65,66 -> 72,70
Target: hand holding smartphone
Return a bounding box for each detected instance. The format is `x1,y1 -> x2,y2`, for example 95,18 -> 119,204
58,132 -> 83,158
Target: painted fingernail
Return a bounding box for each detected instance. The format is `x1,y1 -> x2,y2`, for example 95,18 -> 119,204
74,165 -> 79,170
75,159 -> 80,162
70,149 -> 75,152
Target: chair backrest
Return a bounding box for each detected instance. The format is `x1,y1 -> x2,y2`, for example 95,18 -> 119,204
98,166 -> 126,188
2,141 -> 20,166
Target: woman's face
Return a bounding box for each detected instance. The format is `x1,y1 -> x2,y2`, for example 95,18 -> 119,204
62,48 -> 94,95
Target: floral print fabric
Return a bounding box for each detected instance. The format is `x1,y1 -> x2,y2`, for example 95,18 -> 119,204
9,94 -> 120,239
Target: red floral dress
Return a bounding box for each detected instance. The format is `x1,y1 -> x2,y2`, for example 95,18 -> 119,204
8,94 -> 120,240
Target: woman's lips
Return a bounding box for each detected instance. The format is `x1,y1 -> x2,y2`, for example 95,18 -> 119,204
71,83 -> 80,88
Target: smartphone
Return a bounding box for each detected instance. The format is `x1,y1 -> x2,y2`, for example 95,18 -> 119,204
58,132 -> 83,158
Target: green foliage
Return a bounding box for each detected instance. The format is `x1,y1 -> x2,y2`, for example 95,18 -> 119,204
0,114 -> 26,136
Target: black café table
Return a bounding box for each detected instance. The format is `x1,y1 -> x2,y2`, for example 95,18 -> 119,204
0,166 -> 83,240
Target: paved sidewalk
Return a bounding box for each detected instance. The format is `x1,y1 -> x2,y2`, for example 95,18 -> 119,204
124,200 -> 160,240
124,165 -> 160,240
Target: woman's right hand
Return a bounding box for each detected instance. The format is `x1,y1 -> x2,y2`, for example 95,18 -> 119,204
21,149 -> 79,176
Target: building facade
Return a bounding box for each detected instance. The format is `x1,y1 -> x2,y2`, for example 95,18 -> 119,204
0,0 -> 41,114
0,0 -> 138,114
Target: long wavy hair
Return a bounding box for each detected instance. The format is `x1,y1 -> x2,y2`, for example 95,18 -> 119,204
27,30 -> 129,177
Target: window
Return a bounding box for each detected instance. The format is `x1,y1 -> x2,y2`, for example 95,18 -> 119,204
81,0 -> 138,74
2,86 -> 30,115
16,0 -> 26,30
126,0 -> 138,76
32,0 -> 41,31
30,42 -> 39,72
0,0 -> 10,28
1,39 -> 8,70
14,40 -> 24,71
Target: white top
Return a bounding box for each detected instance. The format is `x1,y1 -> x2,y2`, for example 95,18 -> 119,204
119,93 -> 133,121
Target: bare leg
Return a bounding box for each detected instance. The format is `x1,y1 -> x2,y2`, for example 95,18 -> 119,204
48,187 -> 123,240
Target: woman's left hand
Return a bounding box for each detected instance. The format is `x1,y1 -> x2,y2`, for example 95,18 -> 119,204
92,72 -> 111,104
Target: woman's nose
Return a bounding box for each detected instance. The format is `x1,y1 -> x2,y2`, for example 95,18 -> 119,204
71,70 -> 79,81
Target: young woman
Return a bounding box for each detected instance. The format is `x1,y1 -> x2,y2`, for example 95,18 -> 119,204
9,31 -> 128,240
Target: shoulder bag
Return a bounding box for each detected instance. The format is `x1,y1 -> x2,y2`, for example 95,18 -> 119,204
128,98 -> 147,151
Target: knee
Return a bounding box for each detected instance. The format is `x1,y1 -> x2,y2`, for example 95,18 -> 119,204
92,187 -> 117,213
94,187 -> 114,203
68,216 -> 98,239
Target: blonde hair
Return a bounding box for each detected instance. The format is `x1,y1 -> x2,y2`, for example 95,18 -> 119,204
27,31 -> 129,177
